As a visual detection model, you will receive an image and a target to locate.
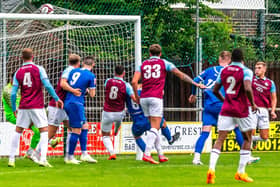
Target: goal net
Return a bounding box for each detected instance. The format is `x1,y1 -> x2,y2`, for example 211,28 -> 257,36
0,13 -> 141,158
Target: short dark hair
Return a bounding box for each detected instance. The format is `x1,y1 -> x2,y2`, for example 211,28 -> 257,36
22,48 -> 33,60
149,44 -> 162,56
115,65 -> 124,75
69,54 -> 80,65
231,48 -> 244,62
83,56 -> 95,66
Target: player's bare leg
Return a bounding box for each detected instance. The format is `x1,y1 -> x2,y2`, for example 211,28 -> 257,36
249,129 -> 266,164
48,125 -> 58,140
47,124 -> 63,148
207,130 -> 228,184
235,130 -> 253,182
114,121 -> 122,136
253,129 -> 269,143
8,126 -> 24,167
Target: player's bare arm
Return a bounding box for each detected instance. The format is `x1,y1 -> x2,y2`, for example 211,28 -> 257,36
131,71 -> 141,103
188,95 -> 197,104
244,80 -> 257,112
171,68 -> 206,89
61,78 -> 81,96
213,82 -> 225,102
89,88 -> 96,98
56,99 -> 64,109
271,92 -> 277,119
130,94 -> 137,103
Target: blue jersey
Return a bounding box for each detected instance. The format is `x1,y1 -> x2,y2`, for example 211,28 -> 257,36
126,90 -> 144,118
65,68 -> 96,105
192,66 -> 225,105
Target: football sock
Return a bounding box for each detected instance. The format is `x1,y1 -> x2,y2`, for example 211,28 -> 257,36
26,148 -> 34,156
9,131 -> 21,161
48,139 -> 52,144
39,131 -> 49,162
30,126 -> 40,150
193,152 -> 201,161
161,126 -> 172,142
103,136 -> 114,155
36,140 -> 42,153
155,131 -> 163,156
80,129 -> 88,155
234,127 -> 244,147
65,132 -> 71,158
209,148 -> 221,171
145,128 -> 158,157
69,133 -> 79,156
194,131 -> 210,155
135,137 -> 146,153
238,149 -> 250,173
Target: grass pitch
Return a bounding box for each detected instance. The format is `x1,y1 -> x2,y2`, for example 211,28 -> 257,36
0,152 -> 279,187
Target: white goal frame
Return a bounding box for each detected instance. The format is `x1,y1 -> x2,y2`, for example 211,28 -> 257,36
0,13 -> 142,87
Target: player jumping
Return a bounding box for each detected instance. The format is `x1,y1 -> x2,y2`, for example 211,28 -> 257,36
206,48 -> 258,184
9,48 -> 63,167
63,56 -> 97,164
189,51 -> 244,165
132,44 -> 206,164
125,82 -> 180,163
102,65 -> 136,160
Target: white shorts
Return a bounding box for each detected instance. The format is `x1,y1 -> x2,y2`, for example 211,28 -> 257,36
248,107 -> 269,130
140,97 -> 163,117
47,106 -> 69,127
17,109 -> 48,129
217,115 -> 253,132
101,111 -> 125,133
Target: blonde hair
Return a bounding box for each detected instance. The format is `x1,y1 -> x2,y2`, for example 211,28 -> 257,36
69,54 -> 81,65
255,61 -> 266,67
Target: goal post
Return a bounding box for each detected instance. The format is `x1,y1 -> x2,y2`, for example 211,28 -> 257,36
0,13 -> 141,157
0,13 -> 142,68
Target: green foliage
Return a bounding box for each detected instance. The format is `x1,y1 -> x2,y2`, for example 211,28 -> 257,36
31,0 -> 260,66
265,0 -> 280,62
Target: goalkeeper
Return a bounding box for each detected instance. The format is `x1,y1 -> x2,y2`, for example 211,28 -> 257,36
2,72 -> 40,162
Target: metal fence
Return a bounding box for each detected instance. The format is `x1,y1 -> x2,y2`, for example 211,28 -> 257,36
1,0 -> 280,121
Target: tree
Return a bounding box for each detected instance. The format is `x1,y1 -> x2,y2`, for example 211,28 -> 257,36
32,0 -> 257,65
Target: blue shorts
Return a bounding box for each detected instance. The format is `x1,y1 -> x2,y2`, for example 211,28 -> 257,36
132,114 -> 164,137
202,102 -> 223,126
64,102 -> 86,128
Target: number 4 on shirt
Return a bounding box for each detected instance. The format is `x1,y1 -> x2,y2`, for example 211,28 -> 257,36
23,72 -> 32,87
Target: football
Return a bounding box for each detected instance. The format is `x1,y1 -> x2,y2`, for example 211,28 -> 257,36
40,4 -> 54,14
